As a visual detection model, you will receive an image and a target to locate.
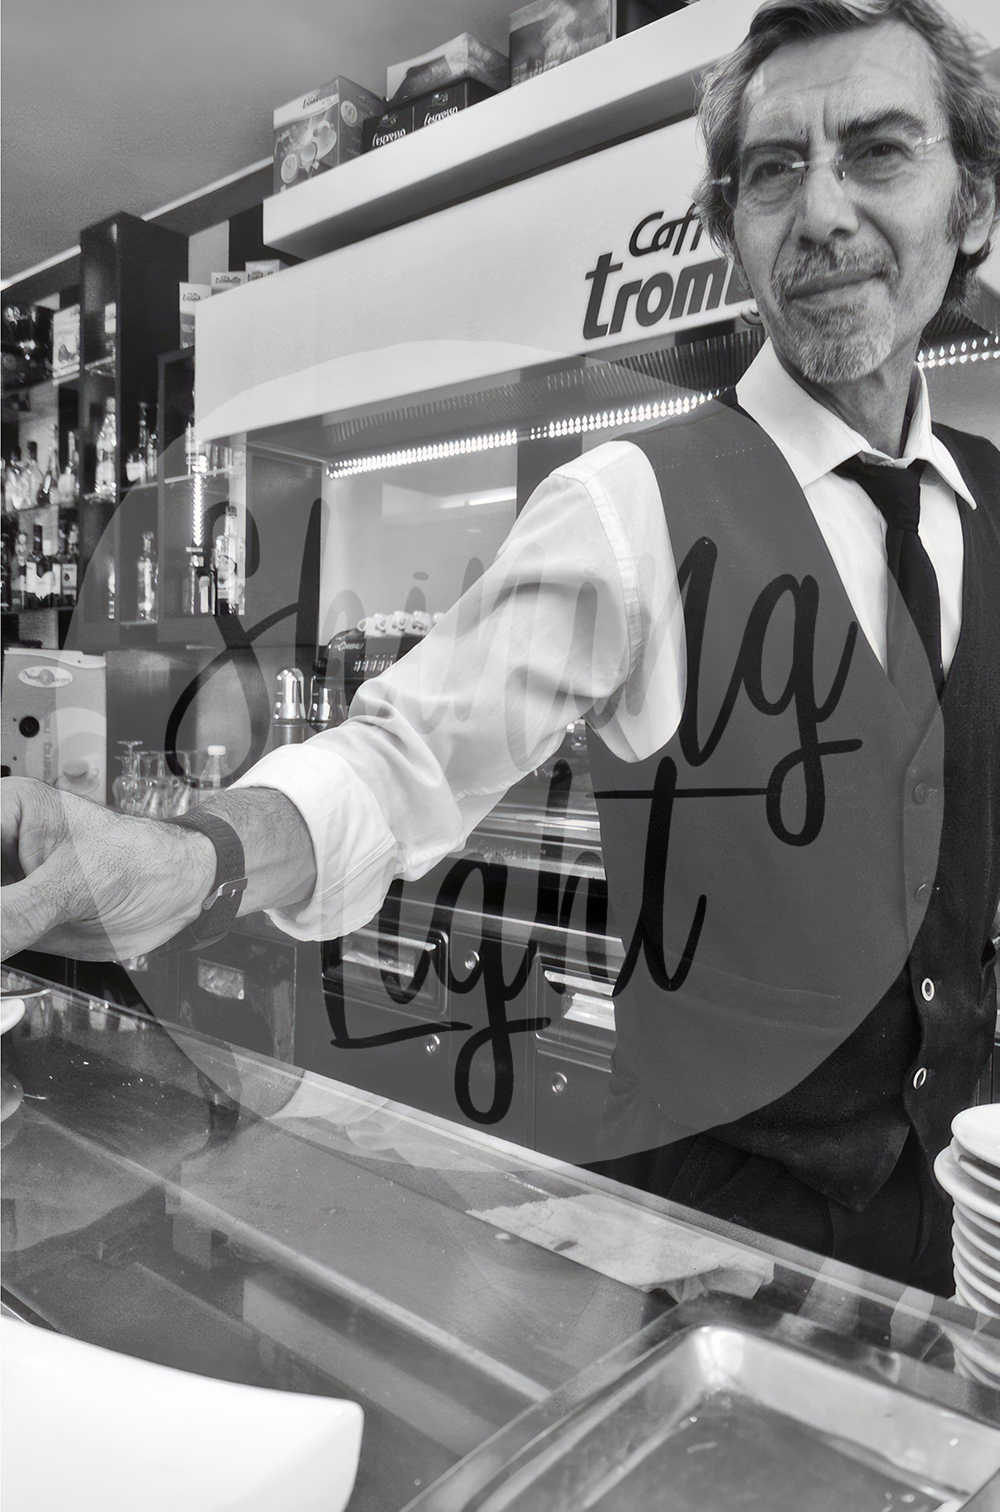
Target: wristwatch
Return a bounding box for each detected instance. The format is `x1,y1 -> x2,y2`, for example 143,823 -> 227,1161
164,811 -> 248,950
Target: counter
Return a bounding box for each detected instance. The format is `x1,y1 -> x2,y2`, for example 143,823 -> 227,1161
2,971 -> 999,1509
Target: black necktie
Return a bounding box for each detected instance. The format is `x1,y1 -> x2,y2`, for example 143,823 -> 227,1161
836,456 -> 944,723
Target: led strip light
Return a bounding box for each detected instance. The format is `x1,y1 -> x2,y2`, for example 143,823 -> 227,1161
323,337 -> 995,477
529,390 -> 720,441
326,428 -> 519,479
325,392 -> 723,477
918,333 -> 1000,368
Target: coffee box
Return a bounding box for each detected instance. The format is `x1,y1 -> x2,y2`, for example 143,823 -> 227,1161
386,33 -> 508,107
245,260 -> 287,281
179,283 -> 212,347
413,79 -> 498,128
509,0 -> 685,83
273,77 -> 386,194
362,107 -> 416,152
510,0 -> 611,83
51,305 -> 80,379
211,271 -> 249,294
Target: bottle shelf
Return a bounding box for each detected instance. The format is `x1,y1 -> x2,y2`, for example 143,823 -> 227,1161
2,371 -> 80,399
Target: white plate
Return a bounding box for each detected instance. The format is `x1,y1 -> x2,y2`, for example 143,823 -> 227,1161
956,1150 -> 1000,1192
950,1322 -> 1000,1379
0,997 -> 26,1034
956,1209 -> 1000,1260
935,1147 -> 1000,1225
955,1274 -> 1000,1318
954,1231 -> 1000,1292
955,1250 -> 1000,1311
1,1318 -> 363,1512
956,1202 -> 1000,1242
954,1105 -> 1000,1168
954,1226 -> 1000,1281
955,1348 -> 1000,1390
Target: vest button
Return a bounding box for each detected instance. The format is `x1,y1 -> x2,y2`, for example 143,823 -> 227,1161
915,881 -> 933,904
912,1067 -> 928,1089
921,977 -> 935,1002
912,782 -> 938,805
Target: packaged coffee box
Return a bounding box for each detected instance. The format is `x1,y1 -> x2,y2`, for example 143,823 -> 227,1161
509,0 -> 684,84
51,305 -> 80,378
362,108 -> 416,152
386,34 -> 508,107
510,0 -> 611,82
245,260 -> 287,281
179,283 -> 212,347
273,77 -> 385,193
413,79 -> 498,128
211,271 -> 249,294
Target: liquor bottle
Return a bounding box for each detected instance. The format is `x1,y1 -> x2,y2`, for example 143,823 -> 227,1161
1,536 -> 11,612
107,557 -> 117,620
3,451 -> 27,514
24,442 -> 44,505
136,531 -> 158,622
95,398 -> 117,500
12,531 -> 28,610
37,442 -> 57,507
56,432 -> 79,506
126,404 -> 150,484
144,407 -> 158,481
185,544 -> 215,615
59,518 -> 79,606
103,302 -> 117,364
213,503 -> 243,615
25,522 -> 55,609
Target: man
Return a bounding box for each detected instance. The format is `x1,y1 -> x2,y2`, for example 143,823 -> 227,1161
3,0 -> 999,1294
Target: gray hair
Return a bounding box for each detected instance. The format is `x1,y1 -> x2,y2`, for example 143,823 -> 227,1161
693,0 -> 1000,313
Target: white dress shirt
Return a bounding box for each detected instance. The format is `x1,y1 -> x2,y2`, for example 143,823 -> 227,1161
233,340 -> 976,942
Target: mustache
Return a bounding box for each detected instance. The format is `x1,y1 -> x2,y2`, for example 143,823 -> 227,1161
774,248 -> 896,303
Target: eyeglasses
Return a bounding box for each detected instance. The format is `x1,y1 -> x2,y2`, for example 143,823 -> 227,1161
715,132 -> 949,211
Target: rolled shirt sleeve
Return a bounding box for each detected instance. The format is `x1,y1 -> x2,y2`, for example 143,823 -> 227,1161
231,439 -> 683,940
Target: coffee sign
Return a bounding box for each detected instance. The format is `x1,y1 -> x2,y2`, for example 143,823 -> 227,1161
583,205 -> 748,342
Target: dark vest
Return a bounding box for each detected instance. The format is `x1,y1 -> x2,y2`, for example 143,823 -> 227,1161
588,402 -> 1000,1209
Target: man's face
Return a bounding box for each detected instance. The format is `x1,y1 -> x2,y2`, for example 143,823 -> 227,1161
732,20 -> 983,387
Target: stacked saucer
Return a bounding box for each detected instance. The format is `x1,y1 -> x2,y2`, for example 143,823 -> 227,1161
934,1105 -> 1000,1386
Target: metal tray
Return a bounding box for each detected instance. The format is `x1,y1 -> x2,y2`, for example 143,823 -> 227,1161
405,1296 -> 1000,1512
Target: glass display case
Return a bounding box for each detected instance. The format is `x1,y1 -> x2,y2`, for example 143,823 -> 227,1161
3,973 -> 998,1511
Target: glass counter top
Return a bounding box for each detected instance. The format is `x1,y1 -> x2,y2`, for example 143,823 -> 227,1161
2,970 -> 998,1510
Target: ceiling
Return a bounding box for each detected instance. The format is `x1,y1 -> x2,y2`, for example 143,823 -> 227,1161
0,0 -> 515,281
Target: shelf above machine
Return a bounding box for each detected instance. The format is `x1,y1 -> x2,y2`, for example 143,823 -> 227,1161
261,0 -> 757,262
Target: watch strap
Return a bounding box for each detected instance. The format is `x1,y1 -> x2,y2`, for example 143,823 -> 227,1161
164,811 -> 248,950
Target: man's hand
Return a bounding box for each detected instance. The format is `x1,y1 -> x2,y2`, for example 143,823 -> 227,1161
1,777 -> 215,961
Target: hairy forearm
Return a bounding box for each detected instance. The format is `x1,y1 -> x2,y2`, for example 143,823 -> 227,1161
193,786 -> 317,917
